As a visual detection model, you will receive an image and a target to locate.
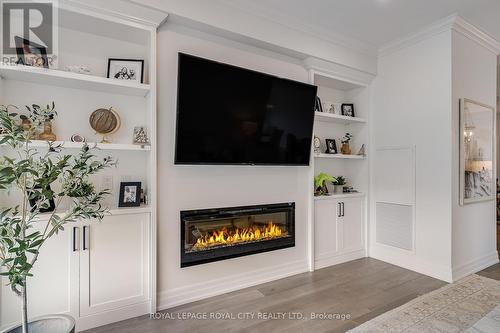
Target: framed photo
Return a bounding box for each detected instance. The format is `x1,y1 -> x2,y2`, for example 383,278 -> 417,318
325,139 -> 338,154
15,36 -> 49,68
460,98 -> 495,205
341,104 -> 355,117
314,96 -> 323,113
107,58 -> 144,83
119,182 -> 142,207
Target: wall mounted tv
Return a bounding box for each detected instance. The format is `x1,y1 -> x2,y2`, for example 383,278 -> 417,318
175,53 -> 317,166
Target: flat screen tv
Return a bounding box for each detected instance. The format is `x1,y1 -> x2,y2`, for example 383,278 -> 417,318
175,53 -> 317,166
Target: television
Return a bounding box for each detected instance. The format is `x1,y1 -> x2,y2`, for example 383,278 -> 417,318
175,53 -> 317,166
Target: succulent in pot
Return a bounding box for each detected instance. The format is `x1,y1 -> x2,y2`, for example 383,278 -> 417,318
331,176 -> 347,194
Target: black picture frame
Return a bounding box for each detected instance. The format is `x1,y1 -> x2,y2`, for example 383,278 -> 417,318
341,104 -> 355,117
314,96 -> 323,113
107,58 -> 145,83
14,36 -> 49,69
325,139 -> 338,154
29,185 -> 55,213
119,182 -> 142,207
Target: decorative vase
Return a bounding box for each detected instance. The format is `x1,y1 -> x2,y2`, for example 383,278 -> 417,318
333,185 -> 344,194
38,120 -> 57,141
21,118 -> 32,131
341,143 -> 351,155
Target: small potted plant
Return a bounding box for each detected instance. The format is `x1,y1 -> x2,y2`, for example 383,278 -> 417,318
331,176 -> 347,194
314,172 -> 337,196
0,105 -> 116,333
341,133 -> 353,155
26,102 -> 57,141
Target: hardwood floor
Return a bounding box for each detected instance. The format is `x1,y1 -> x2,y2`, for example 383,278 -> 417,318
83,258 -> 463,333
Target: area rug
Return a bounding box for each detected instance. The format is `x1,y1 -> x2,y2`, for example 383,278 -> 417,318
348,274 -> 500,333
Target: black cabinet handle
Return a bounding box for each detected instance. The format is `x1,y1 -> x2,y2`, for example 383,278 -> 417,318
338,203 -> 341,218
342,202 -> 345,217
83,226 -> 89,250
72,227 -> 79,252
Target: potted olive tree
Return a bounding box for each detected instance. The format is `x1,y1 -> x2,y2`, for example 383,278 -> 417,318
0,105 -> 115,333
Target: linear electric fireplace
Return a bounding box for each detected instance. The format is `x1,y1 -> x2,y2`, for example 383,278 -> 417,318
181,202 -> 295,267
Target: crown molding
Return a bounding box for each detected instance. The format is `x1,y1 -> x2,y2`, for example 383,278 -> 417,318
303,57 -> 375,87
379,14 -> 500,58
62,0 -> 168,28
452,16 -> 500,55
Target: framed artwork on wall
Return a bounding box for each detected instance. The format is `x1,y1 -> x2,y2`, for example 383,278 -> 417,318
459,98 -> 495,205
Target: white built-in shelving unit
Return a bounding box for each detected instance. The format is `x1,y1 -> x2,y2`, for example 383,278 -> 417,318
304,57 -> 373,272
0,2 -> 166,331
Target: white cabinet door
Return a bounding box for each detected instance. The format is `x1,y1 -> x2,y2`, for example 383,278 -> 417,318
0,220 -> 78,329
339,198 -> 364,252
79,213 -> 150,317
314,199 -> 340,259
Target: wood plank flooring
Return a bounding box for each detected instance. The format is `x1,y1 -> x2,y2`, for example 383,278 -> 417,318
83,258 -> 471,333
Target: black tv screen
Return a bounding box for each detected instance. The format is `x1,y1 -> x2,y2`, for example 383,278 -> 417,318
175,53 -> 317,165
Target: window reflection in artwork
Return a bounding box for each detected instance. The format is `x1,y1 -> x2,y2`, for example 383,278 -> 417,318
460,99 -> 495,205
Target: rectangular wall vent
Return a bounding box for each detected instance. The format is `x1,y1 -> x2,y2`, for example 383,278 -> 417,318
376,202 -> 413,251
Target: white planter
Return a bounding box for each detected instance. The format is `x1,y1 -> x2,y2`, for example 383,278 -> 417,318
1,315 -> 75,333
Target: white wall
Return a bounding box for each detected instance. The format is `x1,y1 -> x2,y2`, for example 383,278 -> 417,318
370,30 -> 454,282
156,23 -> 312,309
451,30 -> 499,280
131,0 -> 377,75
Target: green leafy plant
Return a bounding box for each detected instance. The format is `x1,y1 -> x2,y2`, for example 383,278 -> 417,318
0,105 -> 116,333
25,102 -> 57,126
332,176 -> 347,186
314,172 -> 337,196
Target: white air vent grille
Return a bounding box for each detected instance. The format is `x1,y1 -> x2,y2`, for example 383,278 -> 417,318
376,202 -> 413,251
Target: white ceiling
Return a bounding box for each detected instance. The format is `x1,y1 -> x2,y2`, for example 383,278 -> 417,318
218,0 -> 500,49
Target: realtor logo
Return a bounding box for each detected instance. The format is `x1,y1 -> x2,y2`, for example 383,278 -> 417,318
1,0 -> 58,66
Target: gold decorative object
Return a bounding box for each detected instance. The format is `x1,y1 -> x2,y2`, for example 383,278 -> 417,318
38,120 -> 56,141
89,107 -> 121,143
341,143 -> 351,155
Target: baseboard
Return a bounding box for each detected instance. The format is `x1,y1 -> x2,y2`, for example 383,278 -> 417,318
314,249 -> 366,270
75,301 -> 150,332
369,244 -> 454,282
452,251 -> 499,281
157,259 -> 309,310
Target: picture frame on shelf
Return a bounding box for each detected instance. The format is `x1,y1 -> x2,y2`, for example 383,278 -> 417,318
107,58 -> 144,83
325,139 -> 338,154
341,104 -> 355,117
459,98 -> 495,205
314,96 -> 324,112
29,185 -> 55,213
15,36 -> 49,69
118,182 -> 142,207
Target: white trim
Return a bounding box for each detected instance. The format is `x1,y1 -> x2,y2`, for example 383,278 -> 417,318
369,244 -> 453,283
452,251 -> 499,281
314,249 -> 366,270
157,259 -> 309,310
303,57 -> 375,87
379,14 -> 500,58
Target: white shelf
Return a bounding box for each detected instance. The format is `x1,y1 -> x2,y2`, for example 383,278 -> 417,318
1,140 -> 151,152
28,206 -> 152,221
314,153 -> 366,160
314,193 -> 365,200
0,64 -> 151,97
315,112 -> 366,125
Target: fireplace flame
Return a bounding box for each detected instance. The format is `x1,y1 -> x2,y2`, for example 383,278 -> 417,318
193,222 -> 286,250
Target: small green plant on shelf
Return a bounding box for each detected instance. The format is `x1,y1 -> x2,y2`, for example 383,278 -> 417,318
314,172 -> 337,196
0,104 -> 116,332
331,176 -> 347,194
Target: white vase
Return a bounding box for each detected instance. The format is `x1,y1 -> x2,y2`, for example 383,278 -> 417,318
1,315 -> 75,333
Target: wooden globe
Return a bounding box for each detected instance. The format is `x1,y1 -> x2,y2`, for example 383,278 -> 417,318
89,107 -> 121,143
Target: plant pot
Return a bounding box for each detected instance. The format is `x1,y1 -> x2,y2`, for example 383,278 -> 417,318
332,185 -> 344,194
0,315 -> 75,333
38,121 -> 57,141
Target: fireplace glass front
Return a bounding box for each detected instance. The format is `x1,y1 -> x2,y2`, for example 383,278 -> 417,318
181,202 -> 295,267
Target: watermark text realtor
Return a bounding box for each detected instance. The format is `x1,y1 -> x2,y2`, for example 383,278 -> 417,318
1,0 -> 58,67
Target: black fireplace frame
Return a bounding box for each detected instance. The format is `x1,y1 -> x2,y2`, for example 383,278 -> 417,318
180,202 -> 295,267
